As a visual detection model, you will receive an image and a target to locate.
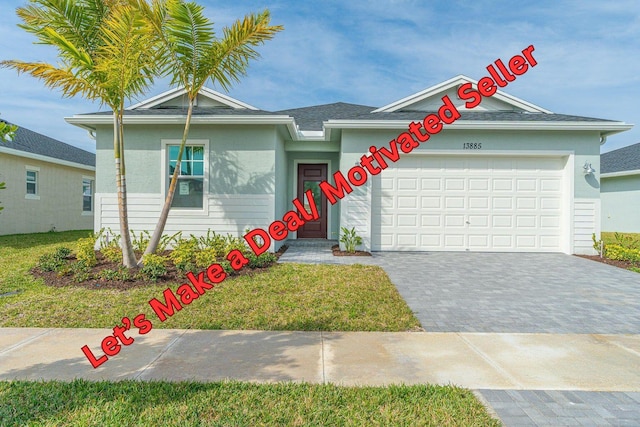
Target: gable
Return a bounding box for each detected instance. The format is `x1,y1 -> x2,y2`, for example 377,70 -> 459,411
128,86 -> 257,110
373,75 -> 552,113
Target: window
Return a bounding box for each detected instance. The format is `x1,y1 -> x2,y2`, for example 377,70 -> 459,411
82,178 -> 93,212
168,145 -> 204,208
26,169 -> 38,196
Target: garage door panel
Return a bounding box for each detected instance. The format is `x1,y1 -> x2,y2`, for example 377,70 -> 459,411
371,155 -> 565,252
421,196 -> 441,209
493,179 -> 513,191
445,197 -> 465,209
445,178 -> 465,190
469,178 -> 489,190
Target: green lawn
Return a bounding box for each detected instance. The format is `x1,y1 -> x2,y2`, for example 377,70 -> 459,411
0,231 -> 420,331
601,232 -> 640,247
0,380 -> 500,426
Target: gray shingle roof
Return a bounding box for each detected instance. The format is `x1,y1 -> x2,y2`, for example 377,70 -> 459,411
75,102 -> 618,133
601,142 -> 640,174
1,120 -> 95,167
363,111 -> 616,123
275,102 -> 376,131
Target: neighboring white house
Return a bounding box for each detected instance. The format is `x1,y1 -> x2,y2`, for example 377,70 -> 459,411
66,75 -> 631,254
0,120 -> 96,236
601,142 -> 640,233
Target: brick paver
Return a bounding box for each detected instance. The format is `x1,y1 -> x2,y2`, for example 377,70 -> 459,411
280,240 -> 640,426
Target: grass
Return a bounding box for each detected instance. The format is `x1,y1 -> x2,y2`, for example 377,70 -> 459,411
600,232 -> 640,247
0,231 -> 420,331
0,380 -> 500,426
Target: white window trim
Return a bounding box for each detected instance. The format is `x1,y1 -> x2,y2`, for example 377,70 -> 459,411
82,176 -> 94,215
161,139 -> 209,216
25,165 -> 40,200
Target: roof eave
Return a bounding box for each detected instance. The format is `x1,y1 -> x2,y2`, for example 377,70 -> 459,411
601,169 -> 640,178
65,114 -> 304,141
0,145 -> 95,171
324,120 -> 633,134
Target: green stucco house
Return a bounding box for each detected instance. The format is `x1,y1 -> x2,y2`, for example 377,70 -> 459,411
66,76 -> 631,254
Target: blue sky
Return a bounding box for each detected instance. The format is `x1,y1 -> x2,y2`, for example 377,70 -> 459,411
1,0 -> 638,154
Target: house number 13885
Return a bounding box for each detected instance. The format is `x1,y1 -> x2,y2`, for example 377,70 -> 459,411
462,142 -> 482,149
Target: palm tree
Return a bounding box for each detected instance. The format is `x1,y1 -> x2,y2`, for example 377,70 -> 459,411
136,0 -> 283,258
2,0 -> 159,267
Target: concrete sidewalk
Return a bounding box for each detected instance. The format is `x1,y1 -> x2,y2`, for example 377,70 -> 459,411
1,328 -> 639,391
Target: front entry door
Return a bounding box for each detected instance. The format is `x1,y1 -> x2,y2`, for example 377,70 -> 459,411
297,163 -> 327,238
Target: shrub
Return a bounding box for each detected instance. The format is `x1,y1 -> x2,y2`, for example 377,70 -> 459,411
605,244 -> 640,263
592,233 -> 604,255
131,230 -> 151,254
340,227 -> 363,253
38,254 -> 64,272
219,260 -> 235,276
247,252 -> 277,268
169,238 -> 199,273
195,230 -> 228,257
76,236 -> 98,267
157,231 -> 182,253
195,247 -> 219,268
613,232 -> 640,250
224,234 -> 249,254
101,244 -> 123,263
38,246 -> 71,272
140,254 -> 167,282
71,260 -> 91,283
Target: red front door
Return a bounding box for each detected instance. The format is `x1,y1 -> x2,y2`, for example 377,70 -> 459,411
297,163 -> 327,238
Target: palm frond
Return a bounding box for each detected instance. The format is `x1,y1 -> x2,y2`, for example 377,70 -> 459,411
94,4 -> 159,107
201,10 -> 282,92
164,0 -> 215,88
0,60 -> 103,101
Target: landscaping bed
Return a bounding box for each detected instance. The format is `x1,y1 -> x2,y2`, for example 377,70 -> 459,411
0,231 -> 421,331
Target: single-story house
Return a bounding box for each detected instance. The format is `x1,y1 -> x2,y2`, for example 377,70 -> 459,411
601,142 -> 640,233
66,75 -> 631,254
0,120 -> 96,235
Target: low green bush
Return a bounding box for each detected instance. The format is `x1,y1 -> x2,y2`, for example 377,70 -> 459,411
140,254 -> 167,282
37,246 -> 72,272
75,237 -> 97,267
169,238 -> 199,273
340,227 -> 363,253
605,244 -> 640,263
195,247 -> 218,268
101,244 -> 122,263
247,252 -> 277,268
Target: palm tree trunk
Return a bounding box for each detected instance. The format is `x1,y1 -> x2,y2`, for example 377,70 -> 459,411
142,98 -> 195,261
114,111 -> 137,268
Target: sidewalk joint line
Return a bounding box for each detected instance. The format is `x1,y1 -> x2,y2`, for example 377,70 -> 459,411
0,328 -> 53,356
133,328 -> 191,380
457,333 -> 524,389
596,334 -> 640,358
320,331 -> 326,384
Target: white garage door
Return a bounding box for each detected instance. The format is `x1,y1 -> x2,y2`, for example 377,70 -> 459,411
371,155 -> 567,252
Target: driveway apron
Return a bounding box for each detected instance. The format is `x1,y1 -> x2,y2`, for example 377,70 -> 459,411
281,242 -> 640,426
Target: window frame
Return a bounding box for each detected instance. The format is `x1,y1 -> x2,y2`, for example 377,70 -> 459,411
82,177 -> 94,214
161,139 -> 209,215
25,165 -> 40,200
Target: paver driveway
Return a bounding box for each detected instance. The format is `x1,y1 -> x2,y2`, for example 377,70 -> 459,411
372,252 -> 640,334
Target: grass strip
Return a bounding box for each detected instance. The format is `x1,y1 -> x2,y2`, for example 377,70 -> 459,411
0,380 -> 500,426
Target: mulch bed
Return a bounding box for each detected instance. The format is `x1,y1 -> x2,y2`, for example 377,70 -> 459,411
575,254 -> 638,271
331,244 -> 371,257
31,245 -> 289,291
